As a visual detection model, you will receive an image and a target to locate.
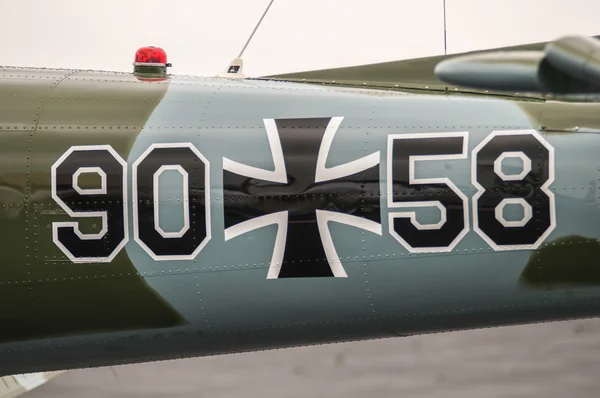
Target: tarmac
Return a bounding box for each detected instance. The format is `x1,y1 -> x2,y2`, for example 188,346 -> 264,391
27,318 -> 600,398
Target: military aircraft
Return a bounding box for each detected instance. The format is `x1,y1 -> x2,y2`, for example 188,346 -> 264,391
1,32 -> 600,378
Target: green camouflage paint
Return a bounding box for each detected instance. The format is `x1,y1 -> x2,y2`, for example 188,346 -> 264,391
0,68 -> 184,342
521,236 -> 600,289
2,55 -> 600,376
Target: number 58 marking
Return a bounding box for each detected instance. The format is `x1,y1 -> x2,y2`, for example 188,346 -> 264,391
387,130 -> 555,253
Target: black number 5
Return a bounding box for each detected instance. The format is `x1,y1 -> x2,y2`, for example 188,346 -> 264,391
387,132 -> 469,253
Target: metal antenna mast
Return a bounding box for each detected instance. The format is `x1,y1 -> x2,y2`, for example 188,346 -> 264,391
442,0 -> 449,93
239,0 -> 276,58
443,0 -> 448,57
219,0 -> 276,78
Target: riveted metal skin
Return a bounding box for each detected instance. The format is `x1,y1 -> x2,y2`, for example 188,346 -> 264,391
0,65 -> 600,376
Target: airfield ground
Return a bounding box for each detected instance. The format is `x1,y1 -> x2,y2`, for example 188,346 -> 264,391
27,318 -> 600,398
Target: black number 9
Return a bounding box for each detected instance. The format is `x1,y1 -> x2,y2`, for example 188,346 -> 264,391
51,146 -> 128,262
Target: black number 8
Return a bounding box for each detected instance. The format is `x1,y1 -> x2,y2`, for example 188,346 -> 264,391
472,130 -> 555,250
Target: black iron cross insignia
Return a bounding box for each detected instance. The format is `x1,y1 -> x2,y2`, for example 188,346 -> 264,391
222,117 -> 381,278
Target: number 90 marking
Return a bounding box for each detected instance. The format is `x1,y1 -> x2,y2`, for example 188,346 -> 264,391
51,143 -> 211,263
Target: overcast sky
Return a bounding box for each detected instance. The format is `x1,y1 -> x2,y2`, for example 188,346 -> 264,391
1,0 -> 599,77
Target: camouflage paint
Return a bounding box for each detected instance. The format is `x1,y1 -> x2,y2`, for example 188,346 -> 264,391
0,68 -> 184,343
0,68 -> 600,375
521,236 -> 600,289
265,35 -> 599,100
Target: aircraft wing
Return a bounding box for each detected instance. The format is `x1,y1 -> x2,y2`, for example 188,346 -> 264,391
263,35 -> 600,101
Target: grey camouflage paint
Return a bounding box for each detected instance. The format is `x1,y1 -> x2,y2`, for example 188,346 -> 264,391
0,70 -> 599,375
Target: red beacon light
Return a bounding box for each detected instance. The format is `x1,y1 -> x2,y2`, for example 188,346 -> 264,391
133,46 -> 171,80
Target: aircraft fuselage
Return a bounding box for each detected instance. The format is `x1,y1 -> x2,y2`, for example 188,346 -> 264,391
0,67 -> 599,374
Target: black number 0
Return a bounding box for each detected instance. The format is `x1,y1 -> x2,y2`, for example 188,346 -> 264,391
132,143 -> 211,260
